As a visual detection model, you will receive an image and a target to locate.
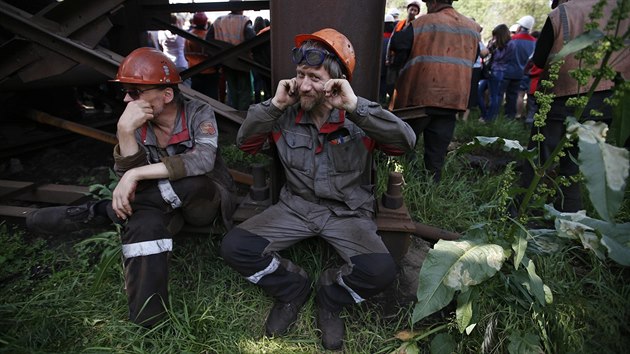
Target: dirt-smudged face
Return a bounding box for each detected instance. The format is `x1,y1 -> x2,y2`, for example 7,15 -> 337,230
295,64 -> 332,112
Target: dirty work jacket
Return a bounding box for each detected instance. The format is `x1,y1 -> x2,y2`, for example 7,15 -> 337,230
237,97 -> 416,214
539,0 -> 630,98
392,7 -> 481,111
113,99 -> 237,228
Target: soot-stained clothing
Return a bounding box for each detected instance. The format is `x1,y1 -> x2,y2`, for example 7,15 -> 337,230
111,98 -> 236,326
220,97 -> 415,313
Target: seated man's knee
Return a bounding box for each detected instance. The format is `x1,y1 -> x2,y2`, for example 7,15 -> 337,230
220,227 -> 267,266
352,253 -> 397,290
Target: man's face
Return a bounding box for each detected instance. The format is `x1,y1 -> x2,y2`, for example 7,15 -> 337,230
295,64 -> 332,111
121,85 -> 168,117
408,6 -> 420,20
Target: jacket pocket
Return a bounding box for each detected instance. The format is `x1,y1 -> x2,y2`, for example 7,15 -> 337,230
281,129 -> 313,172
327,129 -> 365,173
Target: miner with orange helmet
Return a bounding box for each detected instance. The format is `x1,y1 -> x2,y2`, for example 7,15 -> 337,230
26,47 -> 237,326
220,28 -> 416,350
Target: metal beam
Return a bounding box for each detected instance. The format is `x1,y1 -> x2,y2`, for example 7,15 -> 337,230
152,18 -> 270,78
142,1 -> 269,13
0,1 -> 122,78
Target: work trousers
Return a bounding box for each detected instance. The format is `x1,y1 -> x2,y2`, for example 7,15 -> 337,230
408,113 -> 457,182
224,68 -> 252,111
220,196 -> 397,313
106,175 -> 218,326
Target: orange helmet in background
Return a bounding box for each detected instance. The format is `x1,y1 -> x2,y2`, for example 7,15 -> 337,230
111,47 -> 182,85
294,28 -> 356,81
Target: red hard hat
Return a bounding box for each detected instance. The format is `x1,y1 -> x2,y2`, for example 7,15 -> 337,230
111,47 -> 182,85
294,28 -> 356,81
192,12 -> 208,27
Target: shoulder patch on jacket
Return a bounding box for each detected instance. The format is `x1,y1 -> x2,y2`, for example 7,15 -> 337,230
200,121 -> 216,135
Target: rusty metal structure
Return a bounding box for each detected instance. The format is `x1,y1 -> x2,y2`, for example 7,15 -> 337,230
0,0 -> 458,257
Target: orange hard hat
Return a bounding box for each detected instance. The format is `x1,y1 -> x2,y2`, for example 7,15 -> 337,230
111,47 -> 182,85
294,28 -> 356,81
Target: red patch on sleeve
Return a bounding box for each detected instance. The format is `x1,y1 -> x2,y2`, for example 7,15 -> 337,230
200,121 -> 216,135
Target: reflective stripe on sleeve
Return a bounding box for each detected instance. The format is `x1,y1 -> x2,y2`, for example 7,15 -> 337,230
158,179 -> 182,209
122,238 -> 173,259
336,272 -> 365,304
246,256 -> 280,284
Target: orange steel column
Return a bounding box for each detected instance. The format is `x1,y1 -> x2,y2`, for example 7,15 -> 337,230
270,0 -> 386,102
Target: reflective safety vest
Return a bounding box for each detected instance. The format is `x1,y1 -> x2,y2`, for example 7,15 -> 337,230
213,14 -> 250,46
184,28 -> 216,74
393,8 -> 481,111
546,0 -> 630,97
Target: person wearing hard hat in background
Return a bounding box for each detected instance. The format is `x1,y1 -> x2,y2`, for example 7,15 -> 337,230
390,8 -> 400,21
390,0 -> 480,182
517,0 -> 630,213
385,1 -> 422,102
220,28 -> 416,351
184,12 -> 220,100
380,13 -> 396,105
26,47 -> 237,327
503,15 -> 537,120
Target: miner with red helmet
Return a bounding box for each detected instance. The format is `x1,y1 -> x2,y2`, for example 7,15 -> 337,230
219,28 -> 416,350
27,47 -> 237,326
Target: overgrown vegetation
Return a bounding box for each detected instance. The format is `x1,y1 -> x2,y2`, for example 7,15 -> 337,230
2,3 -> 629,353
392,1 -> 630,353
2,105 -> 628,353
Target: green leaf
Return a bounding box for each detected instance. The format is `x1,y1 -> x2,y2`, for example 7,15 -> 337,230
430,333 -> 456,354
512,229 -> 528,270
508,332 -> 544,354
601,234 -> 630,266
568,119 -> 630,222
458,136 -> 531,157
456,288 -> 474,333
557,218 -> 606,259
545,205 -> 630,265
610,85 -> 630,147
522,257 -> 552,306
551,29 -> 605,62
413,238 -> 508,323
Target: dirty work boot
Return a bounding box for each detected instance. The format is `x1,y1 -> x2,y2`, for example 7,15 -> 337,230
317,306 -> 344,351
26,201 -> 110,235
265,288 -> 311,337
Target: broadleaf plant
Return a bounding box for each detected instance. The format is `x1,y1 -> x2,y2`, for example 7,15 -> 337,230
396,2 -> 630,353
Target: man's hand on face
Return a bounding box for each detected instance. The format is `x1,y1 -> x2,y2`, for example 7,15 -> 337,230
117,100 -> 154,135
324,78 -> 358,113
271,78 -> 299,111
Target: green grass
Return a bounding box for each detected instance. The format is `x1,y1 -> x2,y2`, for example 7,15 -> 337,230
1,116 -> 628,353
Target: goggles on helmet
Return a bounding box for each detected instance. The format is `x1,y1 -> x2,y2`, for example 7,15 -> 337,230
291,47 -> 334,67
121,87 -> 161,100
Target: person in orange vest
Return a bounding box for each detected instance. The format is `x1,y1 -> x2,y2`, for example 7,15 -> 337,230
205,0 -> 256,110
393,1 -> 421,33
184,12 -> 219,100
385,1 -> 421,102
390,0 -> 480,182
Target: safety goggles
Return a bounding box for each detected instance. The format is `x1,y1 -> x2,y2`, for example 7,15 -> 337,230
121,87 -> 161,100
291,47 -> 334,67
